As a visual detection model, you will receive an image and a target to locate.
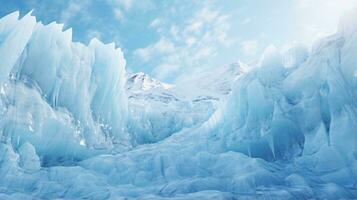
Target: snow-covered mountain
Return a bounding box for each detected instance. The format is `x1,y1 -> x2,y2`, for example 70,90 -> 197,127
0,9 -> 357,200
126,61 -> 245,101
126,72 -> 178,104
126,72 -> 173,92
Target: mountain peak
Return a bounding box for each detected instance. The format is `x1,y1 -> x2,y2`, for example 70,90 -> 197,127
126,72 -> 174,92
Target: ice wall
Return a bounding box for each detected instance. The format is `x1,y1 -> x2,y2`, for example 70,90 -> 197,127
212,16 -> 357,166
214,46 -> 304,161
0,11 -> 128,165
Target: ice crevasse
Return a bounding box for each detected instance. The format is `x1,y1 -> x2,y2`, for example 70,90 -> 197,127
0,10 -> 356,200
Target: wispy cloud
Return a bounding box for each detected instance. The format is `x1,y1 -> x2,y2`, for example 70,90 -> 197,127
134,38 -> 175,62
112,0 -> 133,10
60,0 -> 90,24
107,0 -> 133,22
133,1 -> 234,81
86,29 -> 102,41
240,40 -> 259,56
149,18 -> 164,28
108,0 -> 154,22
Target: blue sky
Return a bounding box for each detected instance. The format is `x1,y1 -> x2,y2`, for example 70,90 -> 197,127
0,0 -> 356,82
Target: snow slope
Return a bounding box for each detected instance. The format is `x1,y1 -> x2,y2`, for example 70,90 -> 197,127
0,9 -> 357,199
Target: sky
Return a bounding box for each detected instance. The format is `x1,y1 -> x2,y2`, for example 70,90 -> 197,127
0,0 -> 356,82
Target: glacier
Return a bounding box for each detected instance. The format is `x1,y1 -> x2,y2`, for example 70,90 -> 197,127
0,9 -> 356,200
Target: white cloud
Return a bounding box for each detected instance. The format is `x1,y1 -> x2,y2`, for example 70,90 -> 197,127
86,30 -> 102,40
193,47 -> 215,60
240,40 -> 259,56
108,0 -> 154,22
196,6 -> 219,23
108,0 -> 134,22
170,25 -> 179,39
153,63 -> 180,80
155,39 -> 175,53
184,6 -> 220,35
150,18 -> 164,28
134,38 -> 175,62
113,9 -> 123,21
134,2 -> 233,81
134,48 -> 151,62
185,37 -> 196,47
111,0 -> 133,10
185,20 -> 203,34
60,0 -> 89,24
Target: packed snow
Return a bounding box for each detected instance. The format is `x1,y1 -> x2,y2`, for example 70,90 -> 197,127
0,10 -> 356,199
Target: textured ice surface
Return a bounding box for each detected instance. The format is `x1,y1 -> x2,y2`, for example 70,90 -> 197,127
0,11 -> 128,165
0,10 -> 357,199
174,62 -> 247,98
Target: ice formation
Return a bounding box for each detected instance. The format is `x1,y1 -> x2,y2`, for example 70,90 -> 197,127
0,11 -> 129,166
0,9 -> 357,200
